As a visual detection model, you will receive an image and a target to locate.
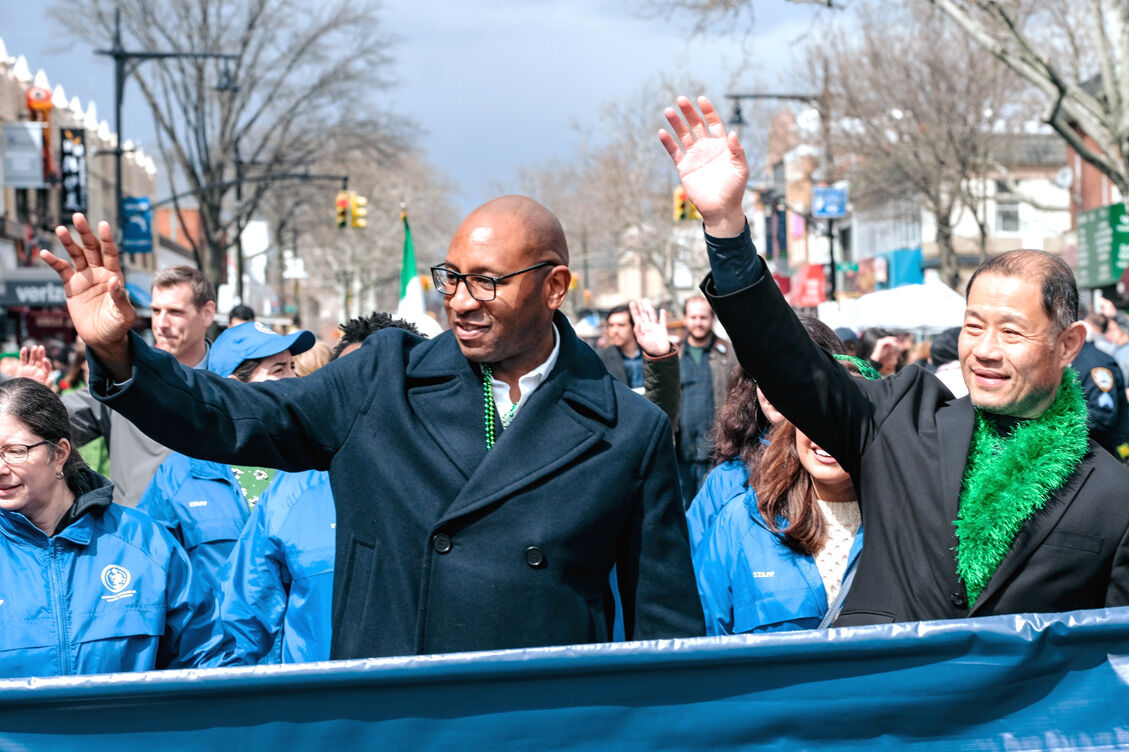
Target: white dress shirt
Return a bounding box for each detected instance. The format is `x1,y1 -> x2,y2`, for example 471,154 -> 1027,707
488,326 -> 560,428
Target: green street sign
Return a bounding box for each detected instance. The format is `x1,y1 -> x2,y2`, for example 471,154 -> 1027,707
1076,203 -> 1129,288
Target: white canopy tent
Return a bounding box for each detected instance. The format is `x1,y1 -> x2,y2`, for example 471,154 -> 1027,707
819,276 -> 966,334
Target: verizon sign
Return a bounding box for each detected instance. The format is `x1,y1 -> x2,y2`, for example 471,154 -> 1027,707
0,279 -> 66,307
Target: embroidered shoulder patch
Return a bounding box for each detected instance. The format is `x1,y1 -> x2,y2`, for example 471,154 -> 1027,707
1092,367 -> 1114,393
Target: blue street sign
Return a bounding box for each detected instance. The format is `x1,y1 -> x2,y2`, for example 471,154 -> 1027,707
812,186 -> 848,219
121,196 -> 153,254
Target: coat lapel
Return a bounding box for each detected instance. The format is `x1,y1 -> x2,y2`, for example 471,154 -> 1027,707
970,453 -> 1094,613
405,332 -> 490,481
937,396 -> 975,529
437,314 -> 616,526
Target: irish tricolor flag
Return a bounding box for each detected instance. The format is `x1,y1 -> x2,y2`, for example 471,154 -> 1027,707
396,210 -> 425,322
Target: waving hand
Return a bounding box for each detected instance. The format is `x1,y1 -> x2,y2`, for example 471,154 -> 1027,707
40,214 -> 136,380
658,96 -> 750,238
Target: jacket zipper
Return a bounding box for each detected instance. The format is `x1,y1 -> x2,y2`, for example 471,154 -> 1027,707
47,540 -> 72,675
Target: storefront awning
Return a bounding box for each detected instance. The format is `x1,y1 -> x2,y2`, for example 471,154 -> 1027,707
1,270 -> 152,309
0,269 -> 65,307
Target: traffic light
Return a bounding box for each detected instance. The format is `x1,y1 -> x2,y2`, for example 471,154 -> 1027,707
673,186 -> 701,222
350,192 -> 368,229
335,191 -> 349,228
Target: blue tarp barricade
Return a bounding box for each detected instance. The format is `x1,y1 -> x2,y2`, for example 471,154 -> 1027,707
2,607 -> 1129,750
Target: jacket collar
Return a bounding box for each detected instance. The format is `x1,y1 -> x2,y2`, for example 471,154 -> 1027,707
936,394 -> 1097,613
742,486 -> 864,610
937,395 -> 975,538
970,443 -> 1096,613
405,311 -> 615,420
186,456 -> 235,482
404,312 -> 618,522
0,469 -> 112,546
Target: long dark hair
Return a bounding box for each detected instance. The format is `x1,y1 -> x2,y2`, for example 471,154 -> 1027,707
751,419 -> 824,554
709,314 -> 846,471
0,379 -> 89,496
753,355 -> 869,556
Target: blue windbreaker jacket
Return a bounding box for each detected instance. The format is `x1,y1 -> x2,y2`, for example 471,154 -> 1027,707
219,469 -> 334,664
0,470 -> 234,678
693,488 -> 863,635
138,453 -> 283,596
685,459 -> 749,552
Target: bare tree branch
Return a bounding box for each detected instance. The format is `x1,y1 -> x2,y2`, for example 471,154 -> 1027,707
49,0 -> 402,288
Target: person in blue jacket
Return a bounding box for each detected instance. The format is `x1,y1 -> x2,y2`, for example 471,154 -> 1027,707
137,322 -> 314,596
220,469 -> 334,663
686,315 -> 845,551
218,312 -> 422,664
694,356 -> 877,635
0,379 -> 232,678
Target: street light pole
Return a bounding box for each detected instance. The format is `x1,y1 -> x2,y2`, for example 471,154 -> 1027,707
726,77 -> 840,296
95,8 -> 238,242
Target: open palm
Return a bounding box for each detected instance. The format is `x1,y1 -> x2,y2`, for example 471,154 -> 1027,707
630,299 -> 672,358
16,345 -> 53,387
41,214 -> 136,355
659,96 -> 750,224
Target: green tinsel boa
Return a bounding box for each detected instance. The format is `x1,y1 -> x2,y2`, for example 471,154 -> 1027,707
955,368 -> 1089,603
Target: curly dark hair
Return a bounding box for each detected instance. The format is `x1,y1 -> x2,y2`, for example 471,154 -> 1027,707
331,311 -> 422,360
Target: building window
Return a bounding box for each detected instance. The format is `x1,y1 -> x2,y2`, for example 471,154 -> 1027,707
995,180 -> 1020,233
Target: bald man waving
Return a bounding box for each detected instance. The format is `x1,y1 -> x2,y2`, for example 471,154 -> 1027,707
44,198 -> 704,659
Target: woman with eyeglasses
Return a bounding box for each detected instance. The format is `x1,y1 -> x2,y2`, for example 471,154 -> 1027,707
0,379 -> 234,678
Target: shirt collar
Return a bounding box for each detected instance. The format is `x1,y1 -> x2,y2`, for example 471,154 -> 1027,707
490,324 -> 560,420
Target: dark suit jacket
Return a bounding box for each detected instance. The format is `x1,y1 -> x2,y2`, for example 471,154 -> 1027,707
703,268 -> 1129,625
90,313 -> 704,658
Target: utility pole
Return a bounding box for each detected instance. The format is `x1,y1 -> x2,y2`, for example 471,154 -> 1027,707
95,8 -> 237,242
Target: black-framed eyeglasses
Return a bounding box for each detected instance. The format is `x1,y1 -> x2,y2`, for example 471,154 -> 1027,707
0,440 -> 52,465
430,262 -> 555,302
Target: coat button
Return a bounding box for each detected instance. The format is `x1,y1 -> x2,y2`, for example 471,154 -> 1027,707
524,546 -> 546,568
950,592 -> 967,609
432,533 -> 452,554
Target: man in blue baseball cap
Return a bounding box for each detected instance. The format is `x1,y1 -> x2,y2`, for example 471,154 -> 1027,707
136,321 -> 316,598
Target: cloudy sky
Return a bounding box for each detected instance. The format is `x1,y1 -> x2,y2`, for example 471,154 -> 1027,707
3,0 -> 824,211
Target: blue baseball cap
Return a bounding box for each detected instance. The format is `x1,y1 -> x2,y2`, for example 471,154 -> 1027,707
209,321 -> 316,378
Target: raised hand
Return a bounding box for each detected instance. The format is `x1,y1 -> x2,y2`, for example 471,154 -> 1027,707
658,96 -> 750,238
869,335 -> 901,375
16,345 -> 53,388
41,214 -> 136,379
630,298 -> 674,358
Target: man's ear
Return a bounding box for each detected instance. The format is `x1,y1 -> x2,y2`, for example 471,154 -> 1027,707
544,265 -> 571,311
1059,320 -> 1087,366
201,300 -> 217,326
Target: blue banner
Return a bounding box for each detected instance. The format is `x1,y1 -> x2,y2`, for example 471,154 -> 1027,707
1,607 -> 1128,750
121,196 -> 153,254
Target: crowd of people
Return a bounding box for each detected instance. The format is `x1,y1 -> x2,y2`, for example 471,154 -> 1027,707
1,95 -> 1129,680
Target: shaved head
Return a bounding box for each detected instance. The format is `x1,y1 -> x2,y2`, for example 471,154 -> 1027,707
441,195 -> 573,384
457,195 -> 569,266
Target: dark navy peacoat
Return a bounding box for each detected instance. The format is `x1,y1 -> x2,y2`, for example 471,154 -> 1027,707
90,312 -> 704,659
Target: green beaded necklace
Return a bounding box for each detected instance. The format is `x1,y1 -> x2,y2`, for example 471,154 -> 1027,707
481,364 -> 519,450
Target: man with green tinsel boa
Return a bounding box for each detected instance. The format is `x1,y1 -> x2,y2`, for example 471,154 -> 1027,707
661,95 -> 1129,625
